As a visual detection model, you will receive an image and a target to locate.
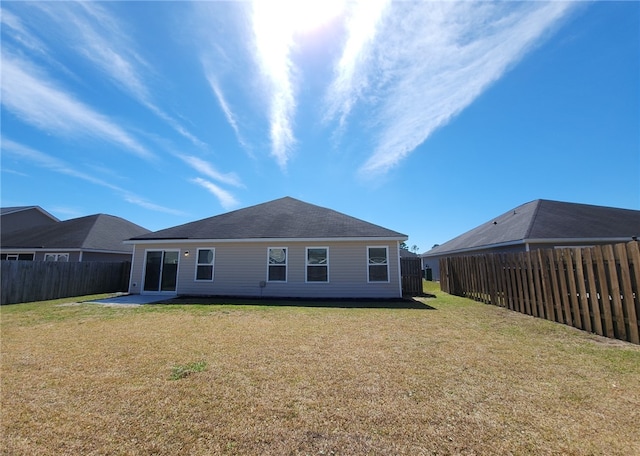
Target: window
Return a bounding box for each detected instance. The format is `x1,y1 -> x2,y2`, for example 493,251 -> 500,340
367,247 -> 389,282
1,253 -> 33,260
268,247 -> 287,282
306,247 -> 328,282
44,253 -> 69,262
195,248 -> 214,281
143,250 -> 179,292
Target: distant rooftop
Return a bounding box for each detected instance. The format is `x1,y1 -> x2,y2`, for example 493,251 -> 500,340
424,199 -> 640,256
1,213 -> 150,252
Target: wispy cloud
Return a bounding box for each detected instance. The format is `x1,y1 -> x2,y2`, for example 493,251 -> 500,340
323,0 -> 389,130
250,0 -> 297,169
191,177 -> 240,210
324,1 -> 577,177
205,72 -> 250,151
179,155 -> 244,188
0,6 -> 48,55
1,138 -> 116,188
1,52 -> 153,160
28,1 -> 204,148
2,139 -> 184,216
119,194 -> 186,216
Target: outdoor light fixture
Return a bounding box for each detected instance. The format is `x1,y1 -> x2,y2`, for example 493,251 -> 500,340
184,250 -> 190,257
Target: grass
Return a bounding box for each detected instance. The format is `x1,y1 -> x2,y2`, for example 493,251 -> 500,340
170,360 -> 207,380
2,282 -> 639,455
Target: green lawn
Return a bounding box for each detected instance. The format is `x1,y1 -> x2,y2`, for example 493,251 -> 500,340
2,282 -> 639,455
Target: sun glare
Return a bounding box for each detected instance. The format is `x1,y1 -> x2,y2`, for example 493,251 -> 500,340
263,0 -> 346,34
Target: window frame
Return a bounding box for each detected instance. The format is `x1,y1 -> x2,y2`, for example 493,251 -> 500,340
44,253 -> 69,262
194,248 -> 215,282
367,246 -> 389,283
2,253 -> 35,261
305,247 -> 329,283
267,247 -> 288,282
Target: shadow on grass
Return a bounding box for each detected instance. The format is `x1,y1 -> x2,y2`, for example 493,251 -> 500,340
156,294 -> 436,310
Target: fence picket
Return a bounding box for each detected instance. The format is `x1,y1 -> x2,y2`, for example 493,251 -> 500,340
439,242 -> 639,345
615,243 -> 639,344
583,248 -> 603,336
603,245 -> 626,341
592,246 -> 615,338
564,249 -> 582,329
573,249 -> 591,333
1,261 -> 131,305
531,252 -> 545,318
626,242 -> 640,339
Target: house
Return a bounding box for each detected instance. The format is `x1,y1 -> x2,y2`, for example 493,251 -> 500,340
126,197 -> 408,299
422,199 -> 640,281
0,206 -> 59,235
1,213 -> 150,262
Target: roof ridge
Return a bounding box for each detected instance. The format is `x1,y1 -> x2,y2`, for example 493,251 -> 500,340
71,214 -> 102,249
523,199 -> 543,239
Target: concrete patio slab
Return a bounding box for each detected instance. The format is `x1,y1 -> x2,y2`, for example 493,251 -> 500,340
84,294 -> 176,305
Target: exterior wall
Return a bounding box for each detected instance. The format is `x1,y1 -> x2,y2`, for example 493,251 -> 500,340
423,244 -> 527,281
82,251 -> 132,262
424,240 -> 623,281
129,240 -> 402,299
0,250 -> 130,262
33,251 -> 81,262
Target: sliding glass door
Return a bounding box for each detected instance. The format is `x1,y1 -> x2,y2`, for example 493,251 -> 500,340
143,250 -> 179,292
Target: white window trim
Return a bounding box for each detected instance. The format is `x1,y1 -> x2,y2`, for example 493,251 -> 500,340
44,253 -> 69,262
367,246 -> 390,283
1,252 -> 35,261
305,246 -> 329,283
194,248 -> 215,282
267,247 -> 288,282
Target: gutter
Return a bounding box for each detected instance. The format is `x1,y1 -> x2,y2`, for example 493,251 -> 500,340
422,237 -> 637,257
125,236 -> 408,245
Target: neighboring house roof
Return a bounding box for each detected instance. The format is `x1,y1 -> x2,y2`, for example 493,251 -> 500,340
1,214 -> 150,253
1,206 -> 59,220
423,199 -> 640,257
131,197 -> 407,241
0,206 -> 60,234
399,249 -> 418,258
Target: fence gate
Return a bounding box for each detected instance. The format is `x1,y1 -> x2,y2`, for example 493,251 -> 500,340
401,257 -> 423,296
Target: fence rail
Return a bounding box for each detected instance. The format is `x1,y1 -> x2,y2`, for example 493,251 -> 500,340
1,261 -> 131,305
440,241 -> 640,345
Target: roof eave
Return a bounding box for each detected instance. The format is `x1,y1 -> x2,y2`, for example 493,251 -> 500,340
422,236 -> 637,257
125,236 -> 407,245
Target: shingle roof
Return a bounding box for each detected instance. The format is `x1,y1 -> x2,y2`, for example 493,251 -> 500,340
1,214 -> 150,252
424,199 -> 640,256
131,197 -> 407,241
0,205 -> 59,221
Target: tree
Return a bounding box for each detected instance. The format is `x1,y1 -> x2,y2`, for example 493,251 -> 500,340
400,242 -> 409,250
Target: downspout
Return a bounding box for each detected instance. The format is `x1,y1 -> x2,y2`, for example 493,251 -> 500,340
128,245 -> 137,294
78,251 -> 83,262
396,241 -> 403,298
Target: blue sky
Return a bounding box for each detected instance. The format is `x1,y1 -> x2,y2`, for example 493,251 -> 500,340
1,1 -> 638,253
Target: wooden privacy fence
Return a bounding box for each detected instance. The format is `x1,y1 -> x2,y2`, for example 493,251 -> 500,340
401,257 -> 423,296
440,242 -> 640,345
1,261 -> 131,305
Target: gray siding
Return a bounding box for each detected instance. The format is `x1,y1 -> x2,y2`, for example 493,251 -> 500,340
130,241 -> 402,298
82,251 -> 132,262
34,251 -> 81,262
